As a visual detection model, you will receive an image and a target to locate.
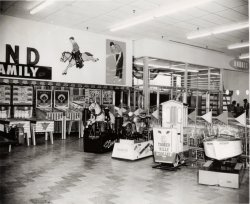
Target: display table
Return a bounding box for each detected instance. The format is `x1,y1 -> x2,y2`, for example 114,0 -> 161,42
112,139 -> 153,160
83,124 -> 117,153
31,120 -> 54,145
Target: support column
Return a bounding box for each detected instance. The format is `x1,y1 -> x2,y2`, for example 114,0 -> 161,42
120,90 -> 124,109
127,89 -> 131,110
219,68 -> 224,114
183,63 -> 188,104
143,57 -> 149,113
156,87 -> 160,109
207,68 -> 211,113
133,90 -> 136,111
113,91 -> 115,106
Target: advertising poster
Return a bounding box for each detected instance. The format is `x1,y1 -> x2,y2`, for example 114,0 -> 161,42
106,39 -> 126,85
153,128 -> 178,164
54,90 -> 69,109
0,16 -> 132,87
13,86 -> 33,105
102,90 -> 113,105
85,89 -> 101,104
72,95 -> 86,109
0,85 -> 11,104
36,90 -> 52,108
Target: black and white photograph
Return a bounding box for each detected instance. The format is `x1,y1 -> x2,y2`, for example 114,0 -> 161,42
0,0 -> 249,204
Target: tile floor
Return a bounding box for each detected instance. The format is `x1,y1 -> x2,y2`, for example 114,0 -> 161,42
0,136 -> 249,204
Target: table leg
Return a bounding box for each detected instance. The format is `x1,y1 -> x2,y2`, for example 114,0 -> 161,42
26,133 -> 30,146
45,132 -> 48,141
68,121 -> 73,136
8,144 -> 11,152
32,127 -> 36,146
50,132 -> 54,144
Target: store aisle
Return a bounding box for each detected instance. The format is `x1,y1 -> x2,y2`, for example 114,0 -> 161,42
0,137 -> 249,204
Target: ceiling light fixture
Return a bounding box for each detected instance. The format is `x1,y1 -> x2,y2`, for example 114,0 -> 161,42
227,41 -> 249,50
134,62 -> 198,72
239,53 -> 249,59
187,21 -> 249,39
30,0 -> 55,15
110,0 -> 213,32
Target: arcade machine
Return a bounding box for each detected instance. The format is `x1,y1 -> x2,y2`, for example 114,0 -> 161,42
112,110 -> 153,160
152,100 -> 188,170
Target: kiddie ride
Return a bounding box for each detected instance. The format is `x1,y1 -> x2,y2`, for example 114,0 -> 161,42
199,131 -> 245,188
112,111 -> 153,160
83,103 -> 118,153
152,100 -> 189,170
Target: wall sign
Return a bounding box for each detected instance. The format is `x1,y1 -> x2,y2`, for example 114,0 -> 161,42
54,90 -> 69,109
229,59 -> 249,70
13,85 -> 33,105
0,44 -> 52,80
0,85 -> 11,104
85,89 -> 101,104
36,90 -> 52,108
102,90 -> 113,105
0,16 -> 132,86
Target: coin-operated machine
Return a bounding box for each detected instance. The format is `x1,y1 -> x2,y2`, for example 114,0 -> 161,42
153,100 -> 188,169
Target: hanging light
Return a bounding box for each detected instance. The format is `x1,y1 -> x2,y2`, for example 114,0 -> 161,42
236,90 -> 240,95
225,89 -> 229,95
246,90 -> 249,95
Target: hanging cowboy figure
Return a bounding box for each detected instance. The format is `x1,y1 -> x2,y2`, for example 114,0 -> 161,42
69,36 -> 83,68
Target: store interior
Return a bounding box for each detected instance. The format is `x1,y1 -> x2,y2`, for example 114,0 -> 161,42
0,0 -> 249,204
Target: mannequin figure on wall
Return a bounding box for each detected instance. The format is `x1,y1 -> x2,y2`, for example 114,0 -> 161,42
110,42 -> 123,81
60,37 -> 99,75
69,37 -> 82,68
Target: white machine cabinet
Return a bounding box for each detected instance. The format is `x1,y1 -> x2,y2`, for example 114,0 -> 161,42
161,100 -> 188,153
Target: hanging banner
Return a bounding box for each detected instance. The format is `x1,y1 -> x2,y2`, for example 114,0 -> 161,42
13,85 -> 33,105
85,89 -> 101,104
235,112 -> 246,126
188,109 -> 196,122
54,90 -> 69,109
201,111 -> 212,123
36,90 -> 52,108
216,111 -> 228,125
0,85 -> 11,104
102,90 -> 113,105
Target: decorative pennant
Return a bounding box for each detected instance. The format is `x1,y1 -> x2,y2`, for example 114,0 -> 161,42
201,111 -> 212,123
121,108 -> 127,113
134,108 -> 143,116
216,111 -> 228,125
235,112 -> 246,126
188,110 -> 196,122
152,109 -> 159,119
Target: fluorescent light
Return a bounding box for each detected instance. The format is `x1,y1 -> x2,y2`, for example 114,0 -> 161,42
110,0 -> 213,32
228,42 -> 249,50
213,21 -> 249,34
187,32 -> 211,39
30,0 -> 55,15
187,21 -> 249,39
110,16 -> 154,32
134,62 -> 198,73
155,0 -> 213,18
239,53 -> 249,59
